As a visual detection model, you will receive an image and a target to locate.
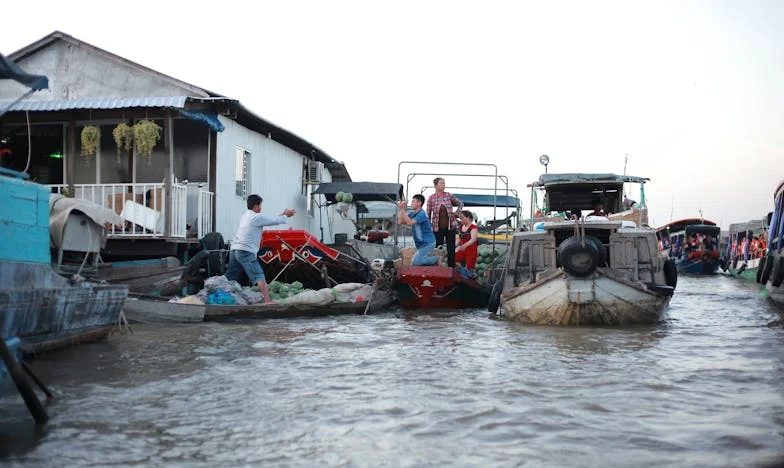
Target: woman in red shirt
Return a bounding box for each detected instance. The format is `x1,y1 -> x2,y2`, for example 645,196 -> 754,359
455,210 -> 479,271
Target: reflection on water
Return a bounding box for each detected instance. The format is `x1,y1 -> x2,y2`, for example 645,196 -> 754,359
1,276 -> 783,467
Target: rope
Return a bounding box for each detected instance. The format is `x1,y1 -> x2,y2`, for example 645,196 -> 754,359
111,310 -> 133,336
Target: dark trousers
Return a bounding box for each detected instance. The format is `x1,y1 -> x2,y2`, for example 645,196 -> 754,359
434,229 -> 456,267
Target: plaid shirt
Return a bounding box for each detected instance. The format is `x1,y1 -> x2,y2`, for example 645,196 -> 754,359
426,191 -> 463,231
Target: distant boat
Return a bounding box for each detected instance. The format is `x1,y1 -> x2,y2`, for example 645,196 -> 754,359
758,179 -> 784,307
721,218 -> 769,280
656,218 -> 721,275
492,173 -> 674,326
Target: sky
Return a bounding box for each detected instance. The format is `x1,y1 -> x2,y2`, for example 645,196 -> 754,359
2,0 -> 782,229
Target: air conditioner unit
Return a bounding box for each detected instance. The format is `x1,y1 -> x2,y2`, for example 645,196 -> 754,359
307,160 -> 324,182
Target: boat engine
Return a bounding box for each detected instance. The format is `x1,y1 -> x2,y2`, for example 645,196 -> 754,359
557,236 -> 606,277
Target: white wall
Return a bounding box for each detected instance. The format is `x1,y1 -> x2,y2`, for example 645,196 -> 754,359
215,117 -> 311,242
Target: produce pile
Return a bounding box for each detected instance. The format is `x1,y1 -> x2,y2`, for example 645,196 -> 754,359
334,191 -> 354,203
474,246 -> 507,282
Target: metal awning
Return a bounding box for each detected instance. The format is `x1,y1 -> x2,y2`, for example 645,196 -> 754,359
313,182 -> 404,204
451,193 -> 520,208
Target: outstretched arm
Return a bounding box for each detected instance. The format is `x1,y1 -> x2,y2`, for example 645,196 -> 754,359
397,201 -> 416,226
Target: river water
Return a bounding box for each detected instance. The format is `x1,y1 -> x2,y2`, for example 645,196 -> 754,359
1,275 -> 783,467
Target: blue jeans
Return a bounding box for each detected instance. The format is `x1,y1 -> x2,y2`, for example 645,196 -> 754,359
412,242 -> 440,266
225,249 -> 266,285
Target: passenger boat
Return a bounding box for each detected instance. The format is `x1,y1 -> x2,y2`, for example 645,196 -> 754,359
491,173 -> 674,325
656,218 -> 721,275
722,218 -> 768,280
758,179 -> 784,307
391,161 -> 514,309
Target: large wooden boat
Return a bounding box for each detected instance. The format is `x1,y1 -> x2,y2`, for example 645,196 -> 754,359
0,168 -> 129,354
758,179 -> 784,307
656,219 -> 721,275
493,173 -> 674,325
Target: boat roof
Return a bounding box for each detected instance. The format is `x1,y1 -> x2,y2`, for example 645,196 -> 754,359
685,224 -> 721,236
728,218 -> 767,235
657,218 -> 717,233
451,193 -> 520,208
313,182 -> 404,203
530,173 -> 649,187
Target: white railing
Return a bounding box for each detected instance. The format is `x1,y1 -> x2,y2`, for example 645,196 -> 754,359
198,189 -> 214,238
48,182 -> 194,238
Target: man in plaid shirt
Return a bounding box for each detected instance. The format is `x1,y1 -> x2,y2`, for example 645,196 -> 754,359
426,177 -> 464,267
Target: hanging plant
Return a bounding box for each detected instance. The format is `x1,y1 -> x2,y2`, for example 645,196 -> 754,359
80,125 -> 100,159
133,119 -> 162,160
112,123 -> 134,156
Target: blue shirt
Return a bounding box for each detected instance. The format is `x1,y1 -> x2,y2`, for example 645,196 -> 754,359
409,209 -> 435,248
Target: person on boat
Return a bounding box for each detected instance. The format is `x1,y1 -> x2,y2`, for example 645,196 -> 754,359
426,177 -> 463,268
570,208 -> 582,220
398,194 -> 442,266
455,210 -> 479,272
588,199 -> 604,217
225,194 -> 296,304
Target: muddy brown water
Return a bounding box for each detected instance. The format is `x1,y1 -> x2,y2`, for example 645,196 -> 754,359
1,275 -> 783,467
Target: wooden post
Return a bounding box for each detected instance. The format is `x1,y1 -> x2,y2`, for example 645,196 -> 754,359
0,339 -> 48,424
67,117 -> 76,196
164,112 -> 173,237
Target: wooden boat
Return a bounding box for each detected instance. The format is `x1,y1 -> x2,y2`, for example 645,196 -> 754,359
1,167 -> 129,354
94,257 -> 185,293
493,173 -> 674,326
656,218 -> 721,275
122,287 -> 395,322
758,179 -> 784,307
722,218 -> 768,280
393,266 -> 489,309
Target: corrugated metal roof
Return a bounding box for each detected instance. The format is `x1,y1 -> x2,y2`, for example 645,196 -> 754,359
1,96 -> 191,111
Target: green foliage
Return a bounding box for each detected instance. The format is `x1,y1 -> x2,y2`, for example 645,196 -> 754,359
133,120 -> 162,159
112,123 -> 134,155
80,125 -> 100,158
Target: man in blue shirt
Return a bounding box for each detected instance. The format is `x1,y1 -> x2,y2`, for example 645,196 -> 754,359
225,194 -> 295,303
398,194 -> 441,266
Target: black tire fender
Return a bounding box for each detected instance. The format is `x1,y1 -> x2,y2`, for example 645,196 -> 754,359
182,250 -> 209,279
488,280 -> 502,313
558,237 -> 600,277
771,257 -> 784,288
760,255 -> 774,285
756,256 -> 766,283
663,259 -> 678,289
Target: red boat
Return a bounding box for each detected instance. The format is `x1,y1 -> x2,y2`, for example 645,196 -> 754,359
392,266 -> 489,309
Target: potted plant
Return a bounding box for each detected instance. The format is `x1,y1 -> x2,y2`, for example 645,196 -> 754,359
133,120 -> 162,162
112,123 -> 134,159
80,125 -> 100,159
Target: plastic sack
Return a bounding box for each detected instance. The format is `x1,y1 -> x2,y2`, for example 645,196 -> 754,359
207,290 -> 236,305
284,288 -> 335,306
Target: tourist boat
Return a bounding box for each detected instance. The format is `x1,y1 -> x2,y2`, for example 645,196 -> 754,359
722,217 -> 768,280
391,161 -> 515,309
758,179 -> 784,307
491,173 -> 675,325
656,218 -> 721,275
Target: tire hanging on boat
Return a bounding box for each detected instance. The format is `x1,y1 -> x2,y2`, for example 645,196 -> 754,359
663,259 -> 678,289
756,256 -> 766,283
558,236 -> 602,277
487,280 -> 502,313
770,257 -> 784,287
760,255 -> 774,285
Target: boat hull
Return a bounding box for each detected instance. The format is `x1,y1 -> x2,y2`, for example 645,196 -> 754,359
764,252 -> 784,308
677,257 -> 719,275
393,266 -> 489,309
724,256 -> 762,280
501,270 -> 671,326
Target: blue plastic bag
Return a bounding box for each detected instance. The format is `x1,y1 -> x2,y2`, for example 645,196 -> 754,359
207,290 -> 236,305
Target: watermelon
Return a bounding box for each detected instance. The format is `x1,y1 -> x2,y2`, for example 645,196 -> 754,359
336,191 -> 346,202
343,192 -> 353,203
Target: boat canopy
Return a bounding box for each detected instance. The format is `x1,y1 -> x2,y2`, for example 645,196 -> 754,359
313,182 -> 404,204
533,173 -> 648,213
685,225 -> 721,236
728,219 -> 767,235
451,193 -> 520,208
657,218 -> 717,234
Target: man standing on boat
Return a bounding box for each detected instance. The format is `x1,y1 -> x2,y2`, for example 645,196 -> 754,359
398,194 -> 442,266
426,177 -> 463,267
226,194 -> 295,304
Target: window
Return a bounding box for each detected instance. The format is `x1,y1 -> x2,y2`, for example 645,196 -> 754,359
235,148 -> 250,197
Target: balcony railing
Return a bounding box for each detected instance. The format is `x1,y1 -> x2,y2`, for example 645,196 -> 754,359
48,182 -> 213,239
